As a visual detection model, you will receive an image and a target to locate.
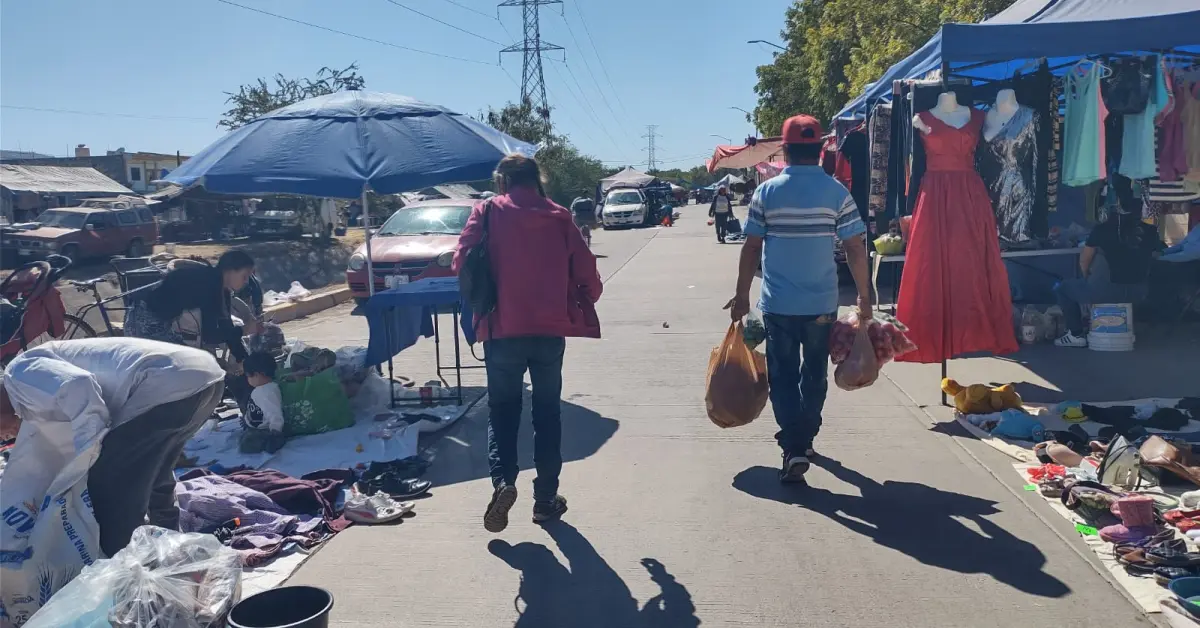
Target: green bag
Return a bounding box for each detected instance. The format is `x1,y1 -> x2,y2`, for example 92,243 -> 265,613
278,368 -> 355,435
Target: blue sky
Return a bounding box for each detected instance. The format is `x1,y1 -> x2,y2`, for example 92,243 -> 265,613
1,0 -> 794,170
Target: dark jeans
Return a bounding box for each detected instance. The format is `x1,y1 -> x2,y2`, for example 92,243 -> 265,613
1054,277 -> 1148,335
714,212 -> 730,241
86,381 -> 224,557
484,336 -> 566,502
764,313 -> 834,456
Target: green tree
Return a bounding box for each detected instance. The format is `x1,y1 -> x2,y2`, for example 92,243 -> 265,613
219,63 -> 366,130
480,99 -> 608,207
752,0 -> 1015,133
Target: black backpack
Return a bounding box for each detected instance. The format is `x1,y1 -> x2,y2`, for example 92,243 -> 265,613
458,200 -> 498,322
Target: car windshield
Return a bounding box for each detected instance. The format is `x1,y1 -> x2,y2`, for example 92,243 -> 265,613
377,205 -> 472,236
606,191 -> 641,205
35,211 -> 86,229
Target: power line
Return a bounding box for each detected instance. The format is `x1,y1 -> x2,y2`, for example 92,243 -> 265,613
381,0 -> 504,45
570,1 -> 632,121
499,0 -> 563,127
555,9 -> 631,142
642,124 -> 659,172
434,0 -> 499,20
544,61 -> 616,151
1,104 -> 210,121
212,0 -> 493,65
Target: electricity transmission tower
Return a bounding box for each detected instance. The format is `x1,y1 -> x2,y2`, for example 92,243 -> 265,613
642,125 -> 659,172
499,0 -> 562,126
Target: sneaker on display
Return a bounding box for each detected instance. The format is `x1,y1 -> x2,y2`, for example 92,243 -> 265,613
1054,332 -> 1088,348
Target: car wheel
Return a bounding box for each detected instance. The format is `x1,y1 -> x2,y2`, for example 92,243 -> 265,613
60,244 -> 80,264
127,238 -> 146,257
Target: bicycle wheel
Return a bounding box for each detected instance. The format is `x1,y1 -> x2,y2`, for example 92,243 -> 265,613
59,315 -> 97,340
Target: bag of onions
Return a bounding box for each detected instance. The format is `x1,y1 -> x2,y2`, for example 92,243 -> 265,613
828,311 -> 918,367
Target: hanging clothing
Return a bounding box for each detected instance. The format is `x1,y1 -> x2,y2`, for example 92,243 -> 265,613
1047,81 -> 1062,211
840,130 -> 869,225
1063,62 -> 1109,187
1159,72 -> 1191,182
868,103 -> 892,222
1181,82 -> 1200,182
896,110 -> 1018,363
1120,55 -> 1169,180
977,105 -> 1042,244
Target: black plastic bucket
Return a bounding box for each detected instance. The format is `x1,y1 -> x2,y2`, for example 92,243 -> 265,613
228,586 -> 334,628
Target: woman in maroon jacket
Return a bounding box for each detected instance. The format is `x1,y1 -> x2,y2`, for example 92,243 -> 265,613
453,154 -> 603,533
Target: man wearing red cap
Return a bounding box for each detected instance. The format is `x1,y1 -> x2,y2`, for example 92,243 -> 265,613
726,114 -> 872,483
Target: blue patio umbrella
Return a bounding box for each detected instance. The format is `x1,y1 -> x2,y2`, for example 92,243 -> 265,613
163,90 -> 537,294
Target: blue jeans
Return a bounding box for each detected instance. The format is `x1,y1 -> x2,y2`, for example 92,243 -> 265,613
764,313 -> 834,456
484,336 -> 566,501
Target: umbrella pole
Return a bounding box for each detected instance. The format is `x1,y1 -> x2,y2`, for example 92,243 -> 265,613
363,190 -> 375,297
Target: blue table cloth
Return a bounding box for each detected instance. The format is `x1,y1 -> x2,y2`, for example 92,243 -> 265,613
363,277 -> 474,366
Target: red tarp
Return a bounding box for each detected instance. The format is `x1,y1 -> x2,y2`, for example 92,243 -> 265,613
706,137 -> 784,173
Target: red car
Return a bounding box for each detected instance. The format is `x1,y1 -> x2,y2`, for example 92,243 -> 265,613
5,198 -> 158,263
345,200 -> 474,302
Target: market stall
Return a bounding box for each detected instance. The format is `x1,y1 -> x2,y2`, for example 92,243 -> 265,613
824,0 -> 1200,404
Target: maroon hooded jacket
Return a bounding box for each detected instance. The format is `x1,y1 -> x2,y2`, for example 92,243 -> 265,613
453,187 -> 602,342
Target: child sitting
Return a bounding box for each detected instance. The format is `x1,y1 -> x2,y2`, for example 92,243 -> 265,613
239,351 -> 287,454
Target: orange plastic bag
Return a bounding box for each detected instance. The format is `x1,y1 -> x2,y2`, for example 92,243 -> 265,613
705,322 -> 769,428
834,324 -> 880,391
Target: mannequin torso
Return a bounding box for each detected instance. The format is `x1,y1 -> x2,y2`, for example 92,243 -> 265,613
914,92 -> 972,134
983,89 -> 1020,141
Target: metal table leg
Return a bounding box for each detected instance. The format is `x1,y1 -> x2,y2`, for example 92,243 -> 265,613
451,304 -> 463,405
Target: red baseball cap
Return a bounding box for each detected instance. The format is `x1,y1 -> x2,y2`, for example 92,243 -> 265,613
782,114 -> 824,145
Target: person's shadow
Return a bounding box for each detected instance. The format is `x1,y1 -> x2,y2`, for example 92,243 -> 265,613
732,458 -> 1070,598
489,522 -> 701,628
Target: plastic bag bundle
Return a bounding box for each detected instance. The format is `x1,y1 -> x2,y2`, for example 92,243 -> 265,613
833,324 -> 880,392
26,526 -> 241,628
829,311 -> 917,367
705,322 -> 769,428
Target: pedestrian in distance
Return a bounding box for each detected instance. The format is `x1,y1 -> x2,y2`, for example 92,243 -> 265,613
453,154 -> 603,533
710,186 -> 734,243
725,114 -> 874,483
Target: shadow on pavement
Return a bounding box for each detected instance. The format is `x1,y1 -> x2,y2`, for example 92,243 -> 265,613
489,522 -> 700,628
420,383 -> 619,490
731,459 -> 1071,599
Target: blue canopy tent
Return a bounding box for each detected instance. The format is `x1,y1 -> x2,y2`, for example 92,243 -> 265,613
835,0 -> 1200,120
163,90 -> 536,296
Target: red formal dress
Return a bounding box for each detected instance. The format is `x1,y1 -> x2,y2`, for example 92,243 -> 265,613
896,109 -> 1018,363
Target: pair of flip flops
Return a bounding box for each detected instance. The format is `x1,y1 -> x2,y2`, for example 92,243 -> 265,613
344,491 -> 414,524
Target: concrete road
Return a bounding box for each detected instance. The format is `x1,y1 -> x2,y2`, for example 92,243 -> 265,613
282,204 -> 1153,627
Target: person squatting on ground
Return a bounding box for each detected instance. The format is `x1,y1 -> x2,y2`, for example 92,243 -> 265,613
710,186 -> 734,243
238,350 -> 287,454
453,154 -> 603,533
0,337 -> 226,557
726,114 -> 874,483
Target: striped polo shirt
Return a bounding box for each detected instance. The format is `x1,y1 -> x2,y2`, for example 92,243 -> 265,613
744,165 -> 866,316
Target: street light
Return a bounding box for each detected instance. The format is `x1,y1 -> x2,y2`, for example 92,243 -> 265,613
729,106 -> 752,116
748,39 -> 786,52
710,134 -> 732,144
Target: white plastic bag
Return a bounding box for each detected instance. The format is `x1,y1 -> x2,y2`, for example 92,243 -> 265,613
284,281 -> 311,301
25,526 -> 241,628
833,325 -> 880,391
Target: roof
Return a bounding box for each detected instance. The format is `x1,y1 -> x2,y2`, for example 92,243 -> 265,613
0,164 -> 135,195
835,0 -> 1200,120
128,151 -> 190,163
0,150 -> 54,160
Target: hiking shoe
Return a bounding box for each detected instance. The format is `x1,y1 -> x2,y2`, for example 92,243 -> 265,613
484,484 -> 518,533
1054,331 -> 1088,348
780,454 -> 810,483
532,495 -> 569,524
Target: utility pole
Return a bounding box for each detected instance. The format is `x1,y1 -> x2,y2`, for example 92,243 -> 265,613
642,124 -> 659,173
499,0 -> 563,127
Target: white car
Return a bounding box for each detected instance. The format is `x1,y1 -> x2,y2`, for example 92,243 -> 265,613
601,189 -> 647,228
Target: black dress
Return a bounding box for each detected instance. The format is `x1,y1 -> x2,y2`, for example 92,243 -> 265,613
977,105 -> 1041,244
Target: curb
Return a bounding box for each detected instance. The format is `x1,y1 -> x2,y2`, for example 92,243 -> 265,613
265,286 -> 353,324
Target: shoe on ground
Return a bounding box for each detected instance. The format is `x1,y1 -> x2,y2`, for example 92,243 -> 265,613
533,495 -> 569,524
356,475 -> 432,500
780,454 -> 810,483
1054,331 -> 1088,348
344,492 -> 413,525
484,483 -> 518,533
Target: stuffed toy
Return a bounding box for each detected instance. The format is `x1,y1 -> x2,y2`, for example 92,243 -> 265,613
940,378 -> 1024,415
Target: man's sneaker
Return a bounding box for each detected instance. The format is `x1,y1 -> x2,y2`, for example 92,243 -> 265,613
780,454 -> 810,483
484,484 -> 518,533
1054,331 -> 1088,348
532,495 -> 569,524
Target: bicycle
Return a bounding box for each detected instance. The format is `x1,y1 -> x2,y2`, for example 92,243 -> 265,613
0,254 -> 91,364
66,253 -> 175,337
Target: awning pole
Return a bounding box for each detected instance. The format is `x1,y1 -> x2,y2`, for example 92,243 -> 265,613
363,189 -> 375,297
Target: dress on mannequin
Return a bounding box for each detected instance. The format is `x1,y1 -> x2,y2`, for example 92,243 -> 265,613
896,108 -> 1018,363
977,90 -> 1042,244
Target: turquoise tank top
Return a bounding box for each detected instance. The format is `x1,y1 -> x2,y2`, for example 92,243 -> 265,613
1063,61 -> 1108,187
